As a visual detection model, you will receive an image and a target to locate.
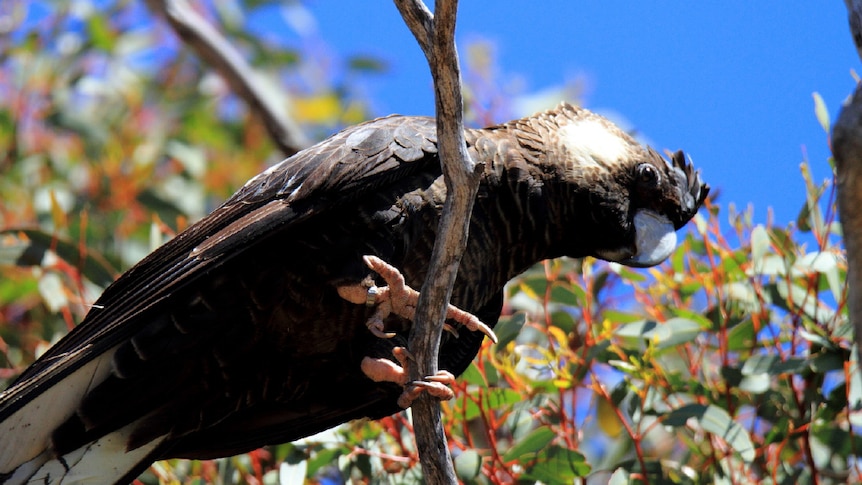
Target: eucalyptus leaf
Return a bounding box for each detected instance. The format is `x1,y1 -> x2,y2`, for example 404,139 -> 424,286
664,404 -> 755,462
493,312 -> 527,350
454,449 -> 482,480
0,228 -> 116,287
812,92 -> 830,134
741,354 -> 808,376
521,445 -> 590,482
502,427 -> 555,462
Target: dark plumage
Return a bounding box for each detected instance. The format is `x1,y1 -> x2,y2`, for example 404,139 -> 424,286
0,103 -> 707,484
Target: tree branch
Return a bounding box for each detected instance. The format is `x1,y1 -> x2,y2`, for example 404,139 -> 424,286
394,1 -> 434,54
393,0 -> 482,482
834,0 -> 862,373
144,0 -> 309,157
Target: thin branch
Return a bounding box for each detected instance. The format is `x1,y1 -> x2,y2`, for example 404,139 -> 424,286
393,0 -> 483,483
393,1 -> 434,54
144,0 -> 309,157
834,0 -> 862,373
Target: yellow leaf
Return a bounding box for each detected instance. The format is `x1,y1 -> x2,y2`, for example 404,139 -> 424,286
547,325 -> 568,347
553,378 -> 572,389
597,395 -> 624,438
293,93 -> 340,124
49,190 -> 68,230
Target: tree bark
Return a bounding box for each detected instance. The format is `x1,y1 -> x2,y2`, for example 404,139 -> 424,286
834,0 -> 862,372
394,1 -> 482,483
144,0 -> 309,157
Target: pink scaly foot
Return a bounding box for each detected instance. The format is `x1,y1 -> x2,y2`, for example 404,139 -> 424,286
361,347 -> 456,409
337,255 -> 497,343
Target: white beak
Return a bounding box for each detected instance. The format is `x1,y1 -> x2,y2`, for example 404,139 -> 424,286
622,210 -> 677,267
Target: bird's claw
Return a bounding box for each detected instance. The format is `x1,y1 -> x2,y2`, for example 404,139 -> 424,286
392,346 -> 415,364
367,317 -> 396,339
361,348 -> 456,409
424,370 -> 455,384
460,318 -> 498,344
351,255 -> 498,344
397,372 -> 456,408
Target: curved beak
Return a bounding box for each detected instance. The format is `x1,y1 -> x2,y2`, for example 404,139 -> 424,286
621,210 -> 677,268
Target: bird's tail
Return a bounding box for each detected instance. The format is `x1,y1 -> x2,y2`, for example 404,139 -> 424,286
0,346 -> 166,484
0,422 -> 166,485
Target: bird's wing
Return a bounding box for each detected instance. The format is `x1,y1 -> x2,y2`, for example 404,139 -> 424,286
0,114 -> 439,473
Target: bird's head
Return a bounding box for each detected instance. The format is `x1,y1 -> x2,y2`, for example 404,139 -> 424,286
541,103 -> 709,267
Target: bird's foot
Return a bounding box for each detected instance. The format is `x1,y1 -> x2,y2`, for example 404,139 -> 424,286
337,255 -> 497,343
336,274 -> 395,338
398,371 -> 456,409
361,347 -> 456,409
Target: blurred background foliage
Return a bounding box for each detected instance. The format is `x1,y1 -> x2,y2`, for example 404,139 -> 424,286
0,1 -> 858,484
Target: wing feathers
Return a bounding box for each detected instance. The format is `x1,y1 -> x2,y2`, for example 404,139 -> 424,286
191,200 -> 297,260
0,114 -> 444,480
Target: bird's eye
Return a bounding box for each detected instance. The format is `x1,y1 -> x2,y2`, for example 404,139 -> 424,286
636,163 -> 659,187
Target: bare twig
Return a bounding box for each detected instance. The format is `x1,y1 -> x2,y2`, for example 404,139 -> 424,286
144,0 -> 309,157
834,0 -> 862,373
394,0 -> 483,482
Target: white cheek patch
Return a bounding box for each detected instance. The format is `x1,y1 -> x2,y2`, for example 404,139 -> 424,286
559,120 -> 629,168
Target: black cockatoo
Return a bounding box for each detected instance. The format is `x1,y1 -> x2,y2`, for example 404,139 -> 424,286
0,103 -> 708,484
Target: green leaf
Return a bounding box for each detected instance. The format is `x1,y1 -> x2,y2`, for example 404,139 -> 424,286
753,254 -> 787,276
608,468 -> 631,485
722,282 -> 762,312
550,282 -> 582,307
520,275 -> 549,299
454,449 -> 482,480
550,309 -> 575,333
0,277 -> 38,304
494,312 -> 526,350
0,229 -> 116,288
521,445 -> 590,482
664,404 -> 755,462
502,426 -> 555,462
461,388 -> 522,421
771,280 -> 834,323
348,55 -> 389,73
796,163 -> 827,234
609,262 -> 647,282
812,92 -> 830,134
591,270 -> 610,299
793,251 -> 839,276
726,318 -> 756,351
741,354 -> 808,376
809,349 -> 846,374
86,15 -> 116,51
750,224 -> 769,265
460,363 -> 486,386
614,318 -> 703,351
798,328 -> 833,349
602,309 -> 644,324
615,319 -> 657,338
651,317 -> 705,350
739,373 -> 770,394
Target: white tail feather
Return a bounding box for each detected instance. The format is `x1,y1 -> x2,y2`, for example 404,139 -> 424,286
4,422 -> 166,485
0,347 -> 117,477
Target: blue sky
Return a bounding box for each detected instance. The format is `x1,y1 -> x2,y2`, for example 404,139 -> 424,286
256,2 -> 857,227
